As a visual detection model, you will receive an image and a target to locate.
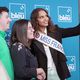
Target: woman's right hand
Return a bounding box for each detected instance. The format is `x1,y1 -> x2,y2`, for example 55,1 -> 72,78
36,68 -> 46,80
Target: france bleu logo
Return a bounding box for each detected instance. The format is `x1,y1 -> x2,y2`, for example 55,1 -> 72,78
9,3 -> 26,20
57,6 -> 72,22
67,56 -> 76,72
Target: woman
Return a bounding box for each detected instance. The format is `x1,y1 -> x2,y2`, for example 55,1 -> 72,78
10,19 -> 46,80
30,8 -> 80,80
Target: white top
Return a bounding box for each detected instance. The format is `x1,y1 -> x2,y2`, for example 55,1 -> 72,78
42,28 -> 60,80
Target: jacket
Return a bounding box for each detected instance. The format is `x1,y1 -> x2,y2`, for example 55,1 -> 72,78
31,24 -> 80,80
10,42 -> 38,80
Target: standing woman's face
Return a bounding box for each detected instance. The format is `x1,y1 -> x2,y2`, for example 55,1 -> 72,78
37,10 -> 49,28
27,22 -> 34,39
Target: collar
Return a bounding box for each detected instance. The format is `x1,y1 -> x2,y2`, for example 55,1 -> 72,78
0,30 -> 6,39
44,28 -> 47,34
38,28 -> 47,34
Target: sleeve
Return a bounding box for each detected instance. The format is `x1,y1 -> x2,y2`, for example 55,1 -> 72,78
0,61 -> 10,80
10,43 -> 37,79
61,23 -> 80,38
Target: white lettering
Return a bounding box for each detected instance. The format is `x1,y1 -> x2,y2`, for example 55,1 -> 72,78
40,35 -> 51,44
59,15 -> 71,21
11,12 -> 24,19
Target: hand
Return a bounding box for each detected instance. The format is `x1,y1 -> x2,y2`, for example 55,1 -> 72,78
37,74 -> 44,80
36,68 -> 46,80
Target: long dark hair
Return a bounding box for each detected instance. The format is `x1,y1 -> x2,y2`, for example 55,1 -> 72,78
10,19 -> 30,48
30,8 -> 56,32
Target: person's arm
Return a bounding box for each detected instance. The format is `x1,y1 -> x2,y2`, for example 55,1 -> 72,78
0,61 -> 10,80
61,23 -> 80,38
10,43 -> 37,79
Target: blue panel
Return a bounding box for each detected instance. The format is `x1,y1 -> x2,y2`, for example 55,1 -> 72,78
0,0 -> 79,80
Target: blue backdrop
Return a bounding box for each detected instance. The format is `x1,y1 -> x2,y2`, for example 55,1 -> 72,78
0,0 -> 80,80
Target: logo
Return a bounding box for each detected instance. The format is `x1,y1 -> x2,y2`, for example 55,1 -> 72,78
34,4 -> 50,15
9,3 -> 26,20
35,32 -> 40,38
57,6 -> 72,22
67,56 -> 76,72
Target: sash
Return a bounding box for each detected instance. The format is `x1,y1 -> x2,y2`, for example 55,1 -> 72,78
35,32 -> 65,54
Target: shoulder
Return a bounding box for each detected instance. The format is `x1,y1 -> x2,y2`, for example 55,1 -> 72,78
11,42 -> 27,54
11,42 -> 31,55
50,24 -> 61,34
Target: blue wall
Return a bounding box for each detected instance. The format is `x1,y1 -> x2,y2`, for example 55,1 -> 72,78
0,0 -> 79,80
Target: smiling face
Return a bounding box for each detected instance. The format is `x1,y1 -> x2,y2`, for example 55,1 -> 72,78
0,11 -> 11,31
37,10 -> 49,28
27,22 -> 34,40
